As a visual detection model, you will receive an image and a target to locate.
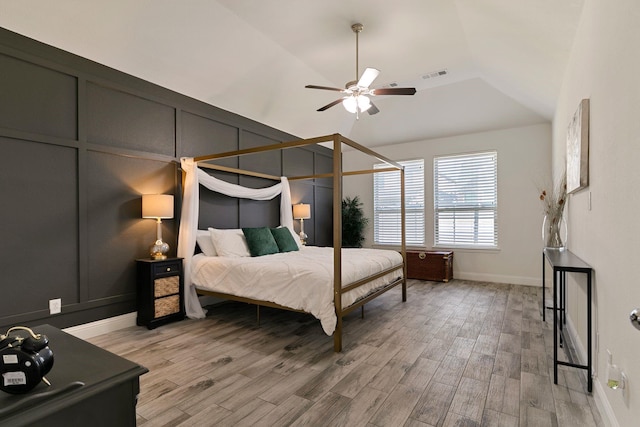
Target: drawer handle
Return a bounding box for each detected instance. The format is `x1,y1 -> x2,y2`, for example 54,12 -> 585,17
166,267 -> 171,272
419,252 -> 426,260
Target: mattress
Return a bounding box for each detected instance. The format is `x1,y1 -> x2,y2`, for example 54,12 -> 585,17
191,246 -> 403,335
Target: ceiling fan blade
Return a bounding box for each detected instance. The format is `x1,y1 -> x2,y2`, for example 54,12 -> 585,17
371,87 -> 417,96
305,84 -> 345,92
367,102 -> 380,115
317,98 -> 344,112
357,67 -> 380,88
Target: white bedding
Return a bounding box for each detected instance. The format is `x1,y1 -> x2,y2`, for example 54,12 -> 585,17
191,246 -> 403,335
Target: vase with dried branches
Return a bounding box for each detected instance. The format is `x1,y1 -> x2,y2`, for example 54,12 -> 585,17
539,174 -> 567,249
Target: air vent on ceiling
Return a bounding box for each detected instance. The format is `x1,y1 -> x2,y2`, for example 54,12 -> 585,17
422,69 -> 448,80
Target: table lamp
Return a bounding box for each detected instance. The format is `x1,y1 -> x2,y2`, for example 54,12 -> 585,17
293,203 -> 311,245
142,194 -> 174,259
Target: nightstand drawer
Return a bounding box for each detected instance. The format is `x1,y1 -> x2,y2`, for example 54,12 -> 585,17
154,295 -> 180,318
154,262 -> 180,276
153,295 -> 180,319
154,276 -> 179,297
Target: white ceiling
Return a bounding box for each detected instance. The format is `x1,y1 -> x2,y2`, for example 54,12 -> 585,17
0,0 -> 585,147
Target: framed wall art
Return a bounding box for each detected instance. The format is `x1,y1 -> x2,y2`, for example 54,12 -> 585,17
566,98 -> 590,194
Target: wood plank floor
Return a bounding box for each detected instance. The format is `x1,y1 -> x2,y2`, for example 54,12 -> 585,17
89,279 -> 604,426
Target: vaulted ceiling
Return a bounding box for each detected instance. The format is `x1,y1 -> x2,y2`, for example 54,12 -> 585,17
0,0 -> 584,147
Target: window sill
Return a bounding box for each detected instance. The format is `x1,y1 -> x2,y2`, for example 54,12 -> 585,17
433,245 -> 501,253
372,243 -> 499,252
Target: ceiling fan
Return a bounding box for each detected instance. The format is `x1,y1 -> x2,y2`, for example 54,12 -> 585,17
305,23 -> 416,117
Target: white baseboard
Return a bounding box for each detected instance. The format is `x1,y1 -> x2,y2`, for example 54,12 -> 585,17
593,380 -> 619,427
565,316 -> 588,368
455,271 -> 540,287
564,315 -> 619,427
60,293 -> 220,340
63,312 -> 137,340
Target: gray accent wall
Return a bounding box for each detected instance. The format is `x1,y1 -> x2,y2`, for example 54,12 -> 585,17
0,27 -> 333,330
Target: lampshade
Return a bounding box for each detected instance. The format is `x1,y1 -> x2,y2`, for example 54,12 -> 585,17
357,95 -> 371,112
342,96 -> 358,113
342,95 -> 372,114
293,203 -> 311,220
142,194 -> 174,219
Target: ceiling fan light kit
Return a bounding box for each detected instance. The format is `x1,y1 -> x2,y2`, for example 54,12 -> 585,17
305,23 -> 417,118
343,95 -> 371,113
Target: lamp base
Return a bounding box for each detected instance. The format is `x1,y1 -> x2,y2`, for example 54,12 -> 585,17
150,240 -> 169,260
299,231 -> 308,246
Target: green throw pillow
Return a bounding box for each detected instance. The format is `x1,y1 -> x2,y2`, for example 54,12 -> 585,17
270,227 -> 299,253
242,227 -> 279,257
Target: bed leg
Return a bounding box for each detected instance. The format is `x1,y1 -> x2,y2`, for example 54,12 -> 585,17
402,278 -> 407,302
256,305 -> 260,327
361,306 -> 364,319
334,318 -> 343,352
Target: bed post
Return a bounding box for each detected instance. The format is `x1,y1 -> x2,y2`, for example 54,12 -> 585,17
181,167 -> 186,194
400,166 -> 407,301
333,134 -> 343,352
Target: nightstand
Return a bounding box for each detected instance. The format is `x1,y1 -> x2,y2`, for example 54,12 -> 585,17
136,258 -> 185,329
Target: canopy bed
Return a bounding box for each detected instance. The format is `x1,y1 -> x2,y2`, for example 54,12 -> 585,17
177,133 -> 407,352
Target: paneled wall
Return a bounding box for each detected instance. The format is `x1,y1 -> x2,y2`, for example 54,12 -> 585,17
0,28 -> 333,329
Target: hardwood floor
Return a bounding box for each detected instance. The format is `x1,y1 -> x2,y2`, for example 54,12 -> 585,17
89,279 -> 604,426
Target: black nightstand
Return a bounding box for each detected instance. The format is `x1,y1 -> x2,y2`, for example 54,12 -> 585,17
136,258 -> 185,329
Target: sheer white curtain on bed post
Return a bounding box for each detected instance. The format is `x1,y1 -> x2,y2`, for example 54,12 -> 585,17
178,158 -> 207,318
178,157 -> 294,319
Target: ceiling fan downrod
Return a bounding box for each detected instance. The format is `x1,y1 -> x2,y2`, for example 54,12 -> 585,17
352,23 -> 363,85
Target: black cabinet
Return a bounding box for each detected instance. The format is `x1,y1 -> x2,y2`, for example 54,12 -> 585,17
136,258 -> 185,329
0,324 -> 147,427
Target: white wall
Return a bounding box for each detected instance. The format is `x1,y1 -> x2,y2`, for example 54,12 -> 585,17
343,123 -> 551,286
553,1 -> 640,425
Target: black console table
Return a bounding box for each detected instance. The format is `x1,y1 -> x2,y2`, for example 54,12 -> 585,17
0,324 -> 147,426
542,249 -> 593,392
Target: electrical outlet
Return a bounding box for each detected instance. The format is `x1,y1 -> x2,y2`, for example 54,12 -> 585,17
49,298 -> 61,315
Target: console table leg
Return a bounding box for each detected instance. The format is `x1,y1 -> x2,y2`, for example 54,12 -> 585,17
587,271 -> 593,392
562,272 -> 567,325
553,267 -> 558,385
542,252 -> 546,321
557,269 -> 564,348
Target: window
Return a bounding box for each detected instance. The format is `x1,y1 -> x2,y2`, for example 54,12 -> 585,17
434,151 -> 497,248
373,159 -> 424,245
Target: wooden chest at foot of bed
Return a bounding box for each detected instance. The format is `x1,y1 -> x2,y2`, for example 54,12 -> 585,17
406,251 -> 453,282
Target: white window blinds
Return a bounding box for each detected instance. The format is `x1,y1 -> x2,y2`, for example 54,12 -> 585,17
434,151 -> 497,247
374,159 -> 424,245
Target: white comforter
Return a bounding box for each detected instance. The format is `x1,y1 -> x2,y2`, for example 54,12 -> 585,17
191,246 -> 403,335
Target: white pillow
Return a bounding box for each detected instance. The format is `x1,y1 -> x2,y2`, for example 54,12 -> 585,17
209,228 -> 250,257
196,229 -> 217,256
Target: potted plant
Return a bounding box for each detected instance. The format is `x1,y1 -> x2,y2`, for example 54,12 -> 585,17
342,196 -> 369,248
